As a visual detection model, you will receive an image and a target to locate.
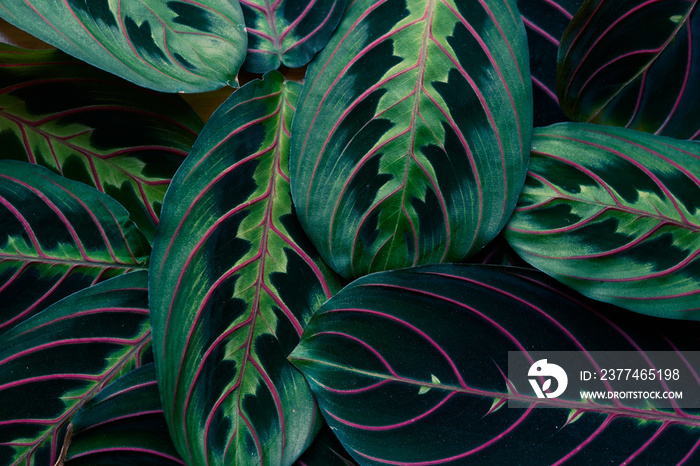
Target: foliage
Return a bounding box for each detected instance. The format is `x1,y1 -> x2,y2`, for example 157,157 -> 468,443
0,0 -> 699,465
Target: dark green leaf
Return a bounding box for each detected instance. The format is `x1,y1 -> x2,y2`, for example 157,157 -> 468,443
558,0 -> 700,139
517,0 -> 583,125
0,44 -> 203,241
66,363 -> 184,465
290,0 -> 533,279
291,264 -> 700,465
150,70 -> 342,465
0,271 -> 151,465
0,160 -> 149,335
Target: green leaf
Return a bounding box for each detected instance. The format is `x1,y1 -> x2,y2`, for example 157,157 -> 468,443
66,363 -> 184,465
558,0 -> 700,140
290,0 -> 533,280
0,160 -> 150,335
150,70 -> 343,465
240,0 -> 347,73
0,271 -> 151,466
0,44 -> 203,241
0,0 -> 247,92
505,122 -> 700,318
290,264 -> 700,465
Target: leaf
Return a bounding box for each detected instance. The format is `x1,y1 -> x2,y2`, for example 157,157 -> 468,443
558,0 -> 700,140
0,44 -> 203,241
0,160 -> 150,336
290,0 -> 533,280
239,0 -> 347,73
517,0 -> 583,125
66,363 -> 184,465
505,122 -> 700,318
0,0 -> 247,92
294,425 -> 358,466
150,70 -> 343,465
0,271 -> 151,466
290,264 -> 700,466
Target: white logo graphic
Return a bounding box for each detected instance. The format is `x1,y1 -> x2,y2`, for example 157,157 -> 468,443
528,359 -> 568,399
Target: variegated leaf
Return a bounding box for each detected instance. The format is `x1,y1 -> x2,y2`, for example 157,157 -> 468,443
0,0 -> 247,92
558,0 -> 700,140
0,160 -> 149,335
240,0 -> 347,73
290,0 -> 533,279
0,44 -> 202,241
150,70 -> 343,465
66,364 -> 184,465
505,122 -> 700,318
0,271 -> 151,465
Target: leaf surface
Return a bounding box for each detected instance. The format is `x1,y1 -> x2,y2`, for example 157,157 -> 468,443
517,0 -> 582,125
0,44 -> 203,241
290,264 -> 700,465
0,271 -> 151,466
150,70 -> 342,465
240,0 -> 347,73
66,363 -> 184,465
0,0 -> 247,92
558,0 -> 700,139
0,160 -> 149,335
290,0 -> 532,279
505,123 -> 700,318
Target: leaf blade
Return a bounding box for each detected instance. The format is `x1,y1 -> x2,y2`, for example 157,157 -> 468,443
291,264 -> 700,465
150,70 -> 342,465
0,160 -> 150,335
290,0 -> 533,279
0,0 -> 247,92
517,0 -> 582,125
0,271 -> 151,466
558,0 -> 700,140
0,44 -> 203,241
66,363 -> 185,465
505,122 -> 700,317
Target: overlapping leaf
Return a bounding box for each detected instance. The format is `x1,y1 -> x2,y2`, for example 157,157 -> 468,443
558,0 -> 700,140
517,0 -> 582,125
290,264 -> 700,466
66,363 -> 184,465
0,45 -> 203,241
290,0 -> 533,279
0,271 -> 151,466
505,123 -> 700,318
0,0 -> 247,92
0,160 -> 150,335
150,70 -> 342,465
240,0 -> 346,73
